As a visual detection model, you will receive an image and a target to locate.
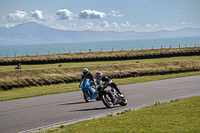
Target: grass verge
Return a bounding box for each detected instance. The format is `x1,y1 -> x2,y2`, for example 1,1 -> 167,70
38,96 -> 200,133
0,71 -> 200,101
0,55 -> 200,87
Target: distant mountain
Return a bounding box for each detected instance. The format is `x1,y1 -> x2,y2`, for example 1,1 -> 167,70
0,22 -> 200,45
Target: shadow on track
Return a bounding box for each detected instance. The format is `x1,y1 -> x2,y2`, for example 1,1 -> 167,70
71,106 -> 119,112
60,101 -> 96,105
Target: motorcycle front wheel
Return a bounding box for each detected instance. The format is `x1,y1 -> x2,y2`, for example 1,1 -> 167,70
83,91 -> 90,102
102,94 -> 113,108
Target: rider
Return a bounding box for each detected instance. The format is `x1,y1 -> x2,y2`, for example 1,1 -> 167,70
80,68 -> 95,87
95,71 -> 124,97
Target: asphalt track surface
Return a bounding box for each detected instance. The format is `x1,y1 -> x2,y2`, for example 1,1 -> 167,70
0,75 -> 200,133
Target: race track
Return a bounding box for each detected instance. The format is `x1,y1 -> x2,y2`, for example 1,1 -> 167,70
0,75 -> 200,133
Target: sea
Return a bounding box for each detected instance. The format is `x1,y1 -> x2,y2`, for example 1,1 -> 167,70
0,36 -> 200,58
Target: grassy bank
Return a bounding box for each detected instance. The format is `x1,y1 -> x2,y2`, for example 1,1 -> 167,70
0,56 -> 200,88
39,96 -> 200,133
0,47 -> 200,65
0,71 -> 200,101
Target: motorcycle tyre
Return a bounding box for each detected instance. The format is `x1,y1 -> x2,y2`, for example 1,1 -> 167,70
102,94 -> 114,108
83,91 -> 90,102
119,95 -> 127,106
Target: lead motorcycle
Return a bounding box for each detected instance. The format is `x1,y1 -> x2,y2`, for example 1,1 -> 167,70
98,84 -> 127,108
80,78 -> 99,102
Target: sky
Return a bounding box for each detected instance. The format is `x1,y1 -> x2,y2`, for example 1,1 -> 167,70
0,0 -> 200,32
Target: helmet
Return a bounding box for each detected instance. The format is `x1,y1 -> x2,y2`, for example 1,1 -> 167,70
82,68 -> 89,75
95,71 -> 103,80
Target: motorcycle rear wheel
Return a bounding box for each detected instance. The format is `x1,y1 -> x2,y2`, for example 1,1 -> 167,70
83,91 -> 90,102
102,94 -> 114,108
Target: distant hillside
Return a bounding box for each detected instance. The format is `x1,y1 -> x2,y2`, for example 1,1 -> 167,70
0,22 -> 200,45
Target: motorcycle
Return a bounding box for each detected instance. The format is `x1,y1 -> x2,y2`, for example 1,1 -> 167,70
80,78 -> 99,102
98,84 -> 127,108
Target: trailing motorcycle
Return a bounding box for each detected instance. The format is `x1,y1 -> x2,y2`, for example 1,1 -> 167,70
80,78 -> 99,102
98,84 -> 127,108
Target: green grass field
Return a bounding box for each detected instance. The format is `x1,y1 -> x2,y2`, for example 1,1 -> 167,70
38,96 -> 200,133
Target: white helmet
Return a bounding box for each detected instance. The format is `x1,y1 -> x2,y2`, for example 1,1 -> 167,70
82,68 -> 89,75
95,71 -> 103,80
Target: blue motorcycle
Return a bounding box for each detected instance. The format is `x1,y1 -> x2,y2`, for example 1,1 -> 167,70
80,78 -> 99,102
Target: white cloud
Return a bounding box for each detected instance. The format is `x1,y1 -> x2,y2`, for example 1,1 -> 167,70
79,10 -> 105,19
153,24 -> 159,27
3,10 -> 28,21
107,10 -> 124,17
111,22 -> 118,28
100,21 -> 109,28
181,22 -> 187,25
86,22 -> 93,28
145,24 -> 153,28
31,10 -> 44,20
70,23 -> 76,29
56,9 -> 74,20
181,22 -> 192,26
121,21 -> 130,27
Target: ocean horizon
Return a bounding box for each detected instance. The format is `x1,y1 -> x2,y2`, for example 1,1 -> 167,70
0,36 -> 200,58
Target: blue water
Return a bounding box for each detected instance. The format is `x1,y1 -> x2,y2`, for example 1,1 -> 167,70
0,36 -> 200,58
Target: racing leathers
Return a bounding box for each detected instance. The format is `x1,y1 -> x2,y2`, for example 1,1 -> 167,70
80,72 -> 95,86
95,76 -> 122,95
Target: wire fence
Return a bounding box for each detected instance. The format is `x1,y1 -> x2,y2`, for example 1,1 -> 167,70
0,43 -> 198,58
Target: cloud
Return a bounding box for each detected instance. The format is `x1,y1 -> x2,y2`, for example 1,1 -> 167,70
31,10 -> 44,20
111,22 -> 118,28
79,10 -> 105,19
56,9 -> 74,20
86,22 -> 93,28
107,10 -> 124,17
121,21 -> 130,27
70,23 -> 76,29
100,21 -> 109,28
145,24 -> 153,28
153,24 -> 159,27
181,22 -> 192,26
3,10 -> 28,21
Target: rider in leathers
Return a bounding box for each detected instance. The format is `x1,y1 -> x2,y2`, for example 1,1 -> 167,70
79,68 -> 95,87
95,71 -> 124,97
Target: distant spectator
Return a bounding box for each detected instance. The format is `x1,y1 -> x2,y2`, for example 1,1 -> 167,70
57,64 -> 62,67
15,63 -> 21,69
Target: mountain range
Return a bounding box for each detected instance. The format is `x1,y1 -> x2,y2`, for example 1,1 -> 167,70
0,22 -> 200,45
